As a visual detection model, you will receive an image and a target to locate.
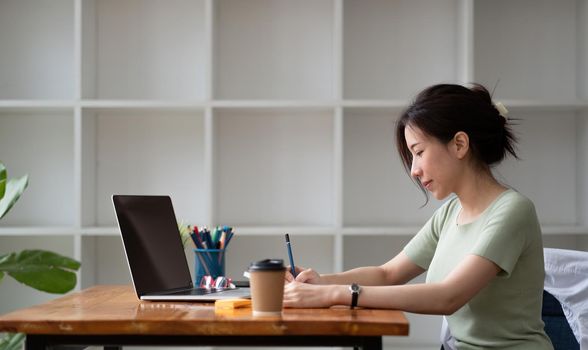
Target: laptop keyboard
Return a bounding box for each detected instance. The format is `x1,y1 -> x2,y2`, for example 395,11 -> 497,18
166,288 -> 222,296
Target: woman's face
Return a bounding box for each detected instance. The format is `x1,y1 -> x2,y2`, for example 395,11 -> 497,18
404,125 -> 463,200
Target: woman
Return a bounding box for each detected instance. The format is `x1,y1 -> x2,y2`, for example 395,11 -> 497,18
284,84 -> 553,349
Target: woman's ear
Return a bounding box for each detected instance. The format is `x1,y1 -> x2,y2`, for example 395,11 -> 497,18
452,131 -> 469,159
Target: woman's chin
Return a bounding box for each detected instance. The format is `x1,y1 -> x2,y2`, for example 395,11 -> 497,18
430,189 -> 450,201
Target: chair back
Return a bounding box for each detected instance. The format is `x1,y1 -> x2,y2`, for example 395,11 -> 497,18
542,290 -> 579,350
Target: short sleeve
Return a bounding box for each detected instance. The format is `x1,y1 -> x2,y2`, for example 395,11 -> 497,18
404,198 -> 457,270
471,195 -> 537,277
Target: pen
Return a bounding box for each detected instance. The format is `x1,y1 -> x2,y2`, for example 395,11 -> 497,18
285,233 -> 297,278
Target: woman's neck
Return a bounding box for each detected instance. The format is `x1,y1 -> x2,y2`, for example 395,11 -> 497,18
455,167 -> 508,224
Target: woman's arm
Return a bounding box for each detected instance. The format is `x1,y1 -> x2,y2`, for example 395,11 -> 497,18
283,254 -> 501,315
322,252 -> 426,285
286,251 -> 425,286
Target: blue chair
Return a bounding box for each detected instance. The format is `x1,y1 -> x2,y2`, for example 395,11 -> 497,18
542,290 -> 579,350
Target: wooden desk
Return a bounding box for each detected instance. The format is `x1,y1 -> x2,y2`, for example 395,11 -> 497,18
0,285 -> 409,350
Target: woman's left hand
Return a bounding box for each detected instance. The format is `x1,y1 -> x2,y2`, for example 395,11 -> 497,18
283,281 -> 341,308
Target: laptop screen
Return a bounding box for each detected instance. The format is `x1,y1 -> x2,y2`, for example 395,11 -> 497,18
113,195 -> 193,296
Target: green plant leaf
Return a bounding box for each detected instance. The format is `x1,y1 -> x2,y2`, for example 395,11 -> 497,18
0,250 -> 80,294
0,252 -> 9,284
0,174 -> 28,220
0,162 -> 6,200
178,221 -> 192,248
0,333 -> 25,350
0,253 -> 9,264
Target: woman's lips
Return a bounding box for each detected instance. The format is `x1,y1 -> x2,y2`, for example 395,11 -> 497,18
423,180 -> 433,189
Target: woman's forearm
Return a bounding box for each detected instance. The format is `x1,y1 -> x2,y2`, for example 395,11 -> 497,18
325,255 -> 501,314
328,282 -> 458,315
320,266 -> 390,286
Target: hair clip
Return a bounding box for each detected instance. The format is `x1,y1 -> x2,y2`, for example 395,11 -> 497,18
494,102 -> 509,120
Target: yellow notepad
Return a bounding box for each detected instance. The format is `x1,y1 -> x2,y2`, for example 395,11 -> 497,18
214,298 -> 252,310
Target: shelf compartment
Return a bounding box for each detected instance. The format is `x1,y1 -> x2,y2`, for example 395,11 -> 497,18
81,108 -> 206,227
80,235 -> 132,288
82,0 -> 207,100
0,111 -> 75,226
214,108 -> 335,226
343,235 -> 411,270
343,108 -> 442,227
214,0 -> 334,100
343,0 -> 460,100
474,0 -> 578,100
0,0 -> 74,99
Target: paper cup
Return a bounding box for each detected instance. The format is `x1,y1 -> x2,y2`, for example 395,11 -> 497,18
248,259 -> 286,316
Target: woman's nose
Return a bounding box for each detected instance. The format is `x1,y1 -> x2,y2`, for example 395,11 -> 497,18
411,160 -> 421,178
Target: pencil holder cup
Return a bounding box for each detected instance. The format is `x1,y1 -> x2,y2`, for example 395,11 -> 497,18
193,248 -> 226,286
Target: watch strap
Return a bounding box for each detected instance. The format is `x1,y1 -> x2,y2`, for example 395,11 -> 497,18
350,283 -> 359,309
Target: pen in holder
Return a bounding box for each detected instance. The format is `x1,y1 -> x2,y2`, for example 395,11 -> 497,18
194,248 -> 226,286
183,225 -> 235,286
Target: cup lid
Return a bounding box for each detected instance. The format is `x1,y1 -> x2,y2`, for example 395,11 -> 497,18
248,259 -> 285,271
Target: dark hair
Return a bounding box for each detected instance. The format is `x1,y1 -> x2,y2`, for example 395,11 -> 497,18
395,83 -> 519,198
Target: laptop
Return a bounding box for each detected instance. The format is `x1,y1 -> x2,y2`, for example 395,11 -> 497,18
112,195 -> 250,301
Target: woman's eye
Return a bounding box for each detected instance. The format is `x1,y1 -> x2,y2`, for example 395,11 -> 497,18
416,151 -> 423,157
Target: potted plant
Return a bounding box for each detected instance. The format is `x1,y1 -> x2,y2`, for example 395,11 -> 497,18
0,162 -> 80,350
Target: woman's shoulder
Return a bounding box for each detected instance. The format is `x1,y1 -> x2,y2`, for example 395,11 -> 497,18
489,189 -> 539,225
495,189 -> 536,211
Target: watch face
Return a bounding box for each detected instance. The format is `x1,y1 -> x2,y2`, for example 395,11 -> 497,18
351,283 -> 360,293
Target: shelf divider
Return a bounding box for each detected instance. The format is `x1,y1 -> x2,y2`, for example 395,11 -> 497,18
457,0 -> 474,83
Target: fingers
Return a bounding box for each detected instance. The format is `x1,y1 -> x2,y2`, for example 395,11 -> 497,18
285,265 -> 306,283
285,266 -> 321,285
294,269 -> 310,283
294,268 -> 319,284
285,270 -> 295,282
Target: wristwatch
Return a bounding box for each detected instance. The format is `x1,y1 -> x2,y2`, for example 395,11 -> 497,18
349,283 -> 362,309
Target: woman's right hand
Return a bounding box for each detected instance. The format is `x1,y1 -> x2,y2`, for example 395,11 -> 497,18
285,266 -> 323,284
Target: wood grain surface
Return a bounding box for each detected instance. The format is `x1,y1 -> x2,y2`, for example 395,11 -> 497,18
0,285 -> 409,336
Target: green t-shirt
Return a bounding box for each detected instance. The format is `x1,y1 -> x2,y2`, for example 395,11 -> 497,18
404,189 -> 553,349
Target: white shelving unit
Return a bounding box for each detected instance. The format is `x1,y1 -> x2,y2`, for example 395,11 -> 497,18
1,0 -> 587,349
